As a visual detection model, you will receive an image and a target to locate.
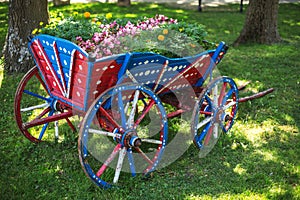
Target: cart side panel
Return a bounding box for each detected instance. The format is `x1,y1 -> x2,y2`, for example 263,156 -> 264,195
119,52 -> 215,93
69,57 -> 124,110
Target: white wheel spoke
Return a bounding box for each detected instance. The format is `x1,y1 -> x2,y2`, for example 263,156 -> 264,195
88,128 -> 116,138
140,138 -> 162,145
213,123 -> 219,138
127,90 -> 140,128
213,85 -> 219,107
197,116 -> 213,129
54,119 -> 59,139
223,101 -> 237,110
113,147 -> 127,183
21,102 -> 49,112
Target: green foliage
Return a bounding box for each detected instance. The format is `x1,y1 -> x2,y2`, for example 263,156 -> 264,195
40,16 -> 100,41
37,11 -> 212,58
0,2 -> 299,200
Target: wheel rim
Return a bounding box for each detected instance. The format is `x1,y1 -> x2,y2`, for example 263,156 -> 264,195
192,76 -> 238,158
14,67 -> 75,142
78,83 -> 168,188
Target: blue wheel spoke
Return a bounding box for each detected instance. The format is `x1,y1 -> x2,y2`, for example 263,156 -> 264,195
222,88 -> 234,105
117,91 -> 127,129
23,89 -> 51,102
38,109 -> 54,140
205,95 -> 214,109
127,148 -> 136,177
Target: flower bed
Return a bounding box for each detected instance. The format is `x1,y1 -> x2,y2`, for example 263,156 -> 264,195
35,12 -> 214,58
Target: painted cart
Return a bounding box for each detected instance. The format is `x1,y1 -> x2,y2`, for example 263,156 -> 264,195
14,34 -> 273,188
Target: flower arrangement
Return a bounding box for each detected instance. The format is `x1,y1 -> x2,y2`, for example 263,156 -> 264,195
36,12 -> 214,59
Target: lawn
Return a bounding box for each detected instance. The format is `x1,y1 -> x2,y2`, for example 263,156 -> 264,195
0,2 -> 299,199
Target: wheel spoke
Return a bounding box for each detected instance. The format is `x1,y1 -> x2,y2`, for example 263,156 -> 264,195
218,82 -> 227,105
135,147 -> 154,165
38,109 -> 54,140
113,148 -> 127,183
117,91 -> 127,129
213,122 -> 219,139
140,138 -> 162,145
196,116 -> 213,129
205,95 -> 214,109
23,89 -> 51,102
223,100 -> 237,110
21,102 -> 49,112
223,88 -> 234,105
213,85 -> 219,107
127,148 -> 136,177
134,99 -> 155,127
96,144 -> 122,177
203,124 -> 213,145
65,117 -> 76,132
99,106 -> 122,131
88,128 -> 117,138
54,119 -> 59,139
127,90 -> 140,128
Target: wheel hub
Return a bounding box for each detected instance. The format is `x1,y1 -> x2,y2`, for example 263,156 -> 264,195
121,129 -> 142,148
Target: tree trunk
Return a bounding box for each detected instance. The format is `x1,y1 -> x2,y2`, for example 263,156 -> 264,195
53,0 -> 71,6
3,0 -> 49,73
117,0 -> 131,7
234,0 -> 281,46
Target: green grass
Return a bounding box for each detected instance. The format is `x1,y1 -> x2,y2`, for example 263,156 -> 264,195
0,2 -> 299,199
